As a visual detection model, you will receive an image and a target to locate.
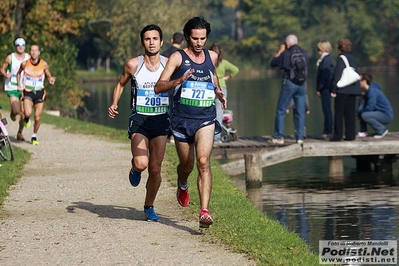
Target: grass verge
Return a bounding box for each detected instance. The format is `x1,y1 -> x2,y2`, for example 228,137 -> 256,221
0,92 -> 319,265
0,147 -> 30,208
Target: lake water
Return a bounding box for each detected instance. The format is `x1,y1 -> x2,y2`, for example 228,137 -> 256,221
80,71 -> 399,253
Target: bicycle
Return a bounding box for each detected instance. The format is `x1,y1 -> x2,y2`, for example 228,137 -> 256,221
0,105 -> 15,161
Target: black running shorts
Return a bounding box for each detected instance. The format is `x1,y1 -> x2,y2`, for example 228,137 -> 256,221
128,113 -> 170,140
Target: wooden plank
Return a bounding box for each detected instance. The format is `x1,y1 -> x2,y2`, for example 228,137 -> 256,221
302,140 -> 399,156
212,147 -> 271,159
219,137 -> 399,176
221,144 -> 303,175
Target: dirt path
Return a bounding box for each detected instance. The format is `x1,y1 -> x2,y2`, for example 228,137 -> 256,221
0,122 -> 255,266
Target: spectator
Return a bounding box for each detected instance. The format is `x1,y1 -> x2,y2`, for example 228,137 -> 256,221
316,41 -> 334,140
357,73 -> 393,138
270,34 -> 309,145
330,39 -> 362,141
209,43 -> 239,143
162,32 -> 184,58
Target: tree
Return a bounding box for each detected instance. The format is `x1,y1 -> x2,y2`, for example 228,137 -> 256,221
0,0 -> 97,116
102,0 -> 209,68
239,0 -> 301,63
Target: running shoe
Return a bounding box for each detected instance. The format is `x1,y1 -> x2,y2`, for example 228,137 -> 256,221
24,119 -> 31,128
144,207 -> 160,222
129,168 -> 141,187
176,185 -> 190,207
10,111 -> 16,121
357,131 -> 368,137
31,137 -> 39,145
199,208 -> 213,228
17,133 -> 25,141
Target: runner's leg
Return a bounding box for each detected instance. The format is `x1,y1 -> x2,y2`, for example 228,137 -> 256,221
194,123 -> 215,210
145,135 -> 167,206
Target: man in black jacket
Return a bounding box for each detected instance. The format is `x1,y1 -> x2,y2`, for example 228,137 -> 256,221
162,32 -> 184,58
270,34 -> 309,145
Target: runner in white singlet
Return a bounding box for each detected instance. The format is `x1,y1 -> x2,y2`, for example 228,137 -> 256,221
0,37 -> 30,141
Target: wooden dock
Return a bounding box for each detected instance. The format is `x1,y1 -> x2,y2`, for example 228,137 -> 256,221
212,132 -> 399,178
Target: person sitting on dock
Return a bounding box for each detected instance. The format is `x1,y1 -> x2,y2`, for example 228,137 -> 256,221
357,73 -> 393,138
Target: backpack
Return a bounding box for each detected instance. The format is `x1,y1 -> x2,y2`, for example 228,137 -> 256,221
289,46 -> 307,85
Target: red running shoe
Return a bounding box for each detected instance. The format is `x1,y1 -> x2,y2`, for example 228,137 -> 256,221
176,186 -> 190,207
199,208 -> 213,228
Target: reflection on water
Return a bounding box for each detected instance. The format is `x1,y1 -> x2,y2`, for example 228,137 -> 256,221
81,73 -> 399,254
233,156 -> 399,253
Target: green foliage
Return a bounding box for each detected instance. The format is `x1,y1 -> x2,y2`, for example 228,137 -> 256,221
0,0 -> 98,116
40,38 -> 81,115
235,0 -> 399,66
2,0 -> 399,117
101,0 -> 209,67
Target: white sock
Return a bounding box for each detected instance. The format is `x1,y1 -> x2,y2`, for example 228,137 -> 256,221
179,182 -> 188,190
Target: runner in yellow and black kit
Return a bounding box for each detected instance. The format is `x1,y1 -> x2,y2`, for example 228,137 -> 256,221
17,44 -> 56,145
0,37 -> 30,141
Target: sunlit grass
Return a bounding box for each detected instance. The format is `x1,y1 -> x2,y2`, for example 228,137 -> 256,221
0,146 -> 30,208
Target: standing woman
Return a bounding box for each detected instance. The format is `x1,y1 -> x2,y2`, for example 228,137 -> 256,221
209,43 -> 239,143
316,41 -> 334,140
330,39 -> 361,141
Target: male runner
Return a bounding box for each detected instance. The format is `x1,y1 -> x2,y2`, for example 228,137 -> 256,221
107,25 -> 169,222
154,17 -> 226,228
0,37 -> 29,140
17,44 -> 56,145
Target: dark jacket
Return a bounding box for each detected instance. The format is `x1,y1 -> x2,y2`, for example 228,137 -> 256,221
316,54 -> 334,92
270,44 -> 309,80
359,82 -> 394,120
331,52 -> 361,95
162,46 -> 180,58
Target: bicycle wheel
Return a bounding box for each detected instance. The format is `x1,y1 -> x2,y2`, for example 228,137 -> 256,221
0,134 -> 14,161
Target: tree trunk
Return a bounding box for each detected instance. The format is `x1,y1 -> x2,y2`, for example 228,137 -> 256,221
96,57 -> 102,69
234,0 -> 244,41
105,56 -> 110,72
14,0 -> 25,35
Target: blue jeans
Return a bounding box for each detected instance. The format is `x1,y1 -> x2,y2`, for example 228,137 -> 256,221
320,89 -> 332,134
360,111 -> 392,135
214,87 -> 227,141
274,79 -> 306,140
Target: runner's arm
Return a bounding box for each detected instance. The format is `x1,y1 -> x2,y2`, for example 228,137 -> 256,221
43,61 -> 56,85
154,52 -> 191,94
209,50 -> 227,109
108,58 -> 137,118
0,54 -> 12,78
16,61 -> 26,90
